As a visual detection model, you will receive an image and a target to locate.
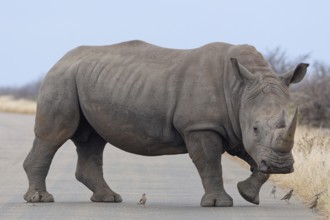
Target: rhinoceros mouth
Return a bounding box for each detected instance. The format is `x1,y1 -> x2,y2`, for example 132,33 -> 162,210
256,146 -> 294,174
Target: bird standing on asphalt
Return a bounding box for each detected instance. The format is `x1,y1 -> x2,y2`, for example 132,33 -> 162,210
27,189 -> 39,205
270,186 -> 276,198
137,193 -> 147,207
281,189 -> 294,204
309,195 -> 319,211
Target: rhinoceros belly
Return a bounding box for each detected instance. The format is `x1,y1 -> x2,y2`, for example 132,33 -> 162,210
80,102 -> 186,156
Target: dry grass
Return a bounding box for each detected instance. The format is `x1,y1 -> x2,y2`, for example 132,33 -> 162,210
0,96 -> 36,114
271,127 -> 330,219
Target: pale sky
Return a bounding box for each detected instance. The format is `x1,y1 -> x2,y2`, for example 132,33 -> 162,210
1,0 -> 329,86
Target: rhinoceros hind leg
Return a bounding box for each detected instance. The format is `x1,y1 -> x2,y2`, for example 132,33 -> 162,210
23,67 -> 82,202
24,188 -> 54,203
90,191 -> 122,203
72,124 -> 122,203
23,137 -> 67,203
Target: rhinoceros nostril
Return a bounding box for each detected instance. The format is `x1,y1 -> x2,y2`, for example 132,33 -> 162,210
259,160 -> 268,173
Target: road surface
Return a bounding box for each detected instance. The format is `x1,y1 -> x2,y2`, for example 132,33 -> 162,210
0,112 -> 319,219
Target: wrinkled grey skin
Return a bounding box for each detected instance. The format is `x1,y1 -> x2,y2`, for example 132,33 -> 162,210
23,40 -> 308,206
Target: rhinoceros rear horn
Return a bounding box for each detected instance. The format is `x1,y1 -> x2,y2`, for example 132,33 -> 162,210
230,58 -> 257,83
275,109 -> 286,129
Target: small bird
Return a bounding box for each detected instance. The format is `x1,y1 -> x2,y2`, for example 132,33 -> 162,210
309,195 -> 319,211
315,191 -> 325,197
281,189 -> 294,204
270,186 -> 276,198
27,189 -> 40,205
137,193 -> 147,207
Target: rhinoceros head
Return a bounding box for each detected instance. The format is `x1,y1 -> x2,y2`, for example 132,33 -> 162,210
230,58 -> 308,174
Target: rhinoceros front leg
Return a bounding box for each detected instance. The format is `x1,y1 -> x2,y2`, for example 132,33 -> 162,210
185,131 -> 233,207
72,130 -> 122,203
232,149 -> 269,205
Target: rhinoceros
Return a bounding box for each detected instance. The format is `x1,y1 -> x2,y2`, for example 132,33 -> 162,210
23,40 -> 308,207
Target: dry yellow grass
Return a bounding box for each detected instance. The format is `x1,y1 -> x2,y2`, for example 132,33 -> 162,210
271,127 -> 330,219
0,96 -> 36,114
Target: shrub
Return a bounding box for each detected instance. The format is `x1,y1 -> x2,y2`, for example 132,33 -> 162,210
265,48 -> 330,128
0,77 -> 42,101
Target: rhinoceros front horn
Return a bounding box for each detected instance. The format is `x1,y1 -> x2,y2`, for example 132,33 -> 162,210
275,108 -> 298,153
285,108 -> 298,140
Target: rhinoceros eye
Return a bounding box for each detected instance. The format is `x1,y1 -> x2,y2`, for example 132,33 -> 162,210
253,121 -> 260,134
253,126 -> 258,132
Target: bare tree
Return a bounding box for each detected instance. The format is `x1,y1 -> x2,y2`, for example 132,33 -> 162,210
265,48 -> 330,128
265,47 -> 310,73
293,62 -> 330,127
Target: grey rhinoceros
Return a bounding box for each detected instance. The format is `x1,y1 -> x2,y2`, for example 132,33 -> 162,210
23,40 -> 308,207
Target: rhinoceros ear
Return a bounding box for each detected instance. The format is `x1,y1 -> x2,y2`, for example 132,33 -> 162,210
230,58 -> 257,84
281,63 -> 309,86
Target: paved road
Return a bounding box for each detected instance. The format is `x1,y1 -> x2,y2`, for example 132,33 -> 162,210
0,112 -> 318,219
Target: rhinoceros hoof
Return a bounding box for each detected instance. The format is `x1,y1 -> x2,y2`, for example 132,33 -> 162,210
91,191 -> 122,203
24,190 -> 54,203
201,192 -> 233,207
237,180 -> 259,205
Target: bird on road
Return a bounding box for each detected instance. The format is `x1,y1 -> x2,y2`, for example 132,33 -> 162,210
309,195 -> 319,211
137,193 -> 147,207
281,189 -> 294,204
27,188 -> 39,205
270,186 -> 276,198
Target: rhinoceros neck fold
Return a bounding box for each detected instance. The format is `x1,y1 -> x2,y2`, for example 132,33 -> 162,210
223,59 -> 244,145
